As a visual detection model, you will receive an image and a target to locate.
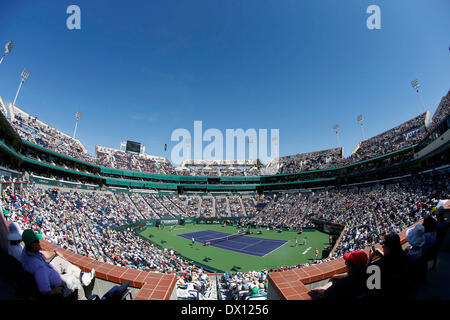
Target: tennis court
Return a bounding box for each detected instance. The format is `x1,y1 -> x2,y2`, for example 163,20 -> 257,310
139,224 -> 330,272
177,230 -> 287,257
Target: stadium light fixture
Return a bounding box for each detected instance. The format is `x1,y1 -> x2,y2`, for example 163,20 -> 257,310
12,69 -> 30,106
0,41 -> 13,65
73,111 -> 82,138
333,124 -> 341,148
357,115 -> 365,140
411,79 -> 427,113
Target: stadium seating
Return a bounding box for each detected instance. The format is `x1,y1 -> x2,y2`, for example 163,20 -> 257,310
5,101 -> 447,177
2,166 -> 448,283
276,147 -> 343,174
9,106 -> 93,164
180,159 -> 260,176
430,90 -> 450,128
1,89 -> 449,300
347,112 -> 429,163
242,171 -> 449,258
96,145 -> 176,175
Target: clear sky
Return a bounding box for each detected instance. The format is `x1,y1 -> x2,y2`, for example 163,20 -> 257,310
0,0 -> 449,164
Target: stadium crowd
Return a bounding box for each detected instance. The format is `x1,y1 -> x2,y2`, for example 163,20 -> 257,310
96,145 -> 176,175
275,112 -> 430,174
2,168 -> 449,300
308,204 -> 449,300
200,197 -> 214,217
1,91 -> 449,300
229,197 -> 244,217
345,112 -> 428,164
185,196 -> 201,217
5,100 -> 449,178
221,270 -> 269,300
215,197 -> 228,218
242,171 -> 449,260
276,148 -> 343,174
10,108 -> 93,164
179,159 -> 260,177
2,183 -> 194,274
430,90 -> 450,129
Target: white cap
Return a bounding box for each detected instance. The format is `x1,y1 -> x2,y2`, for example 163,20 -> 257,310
8,222 -> 23,241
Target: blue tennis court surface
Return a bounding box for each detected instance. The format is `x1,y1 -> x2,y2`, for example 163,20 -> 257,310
177,230 -> 287,257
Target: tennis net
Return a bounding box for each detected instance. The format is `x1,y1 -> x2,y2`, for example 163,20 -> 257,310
207,232 -> 244,245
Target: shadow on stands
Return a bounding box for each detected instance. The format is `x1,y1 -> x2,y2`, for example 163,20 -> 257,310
88,280 -> 132,301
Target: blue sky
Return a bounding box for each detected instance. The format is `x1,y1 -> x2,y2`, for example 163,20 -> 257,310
0,0 -> 449,164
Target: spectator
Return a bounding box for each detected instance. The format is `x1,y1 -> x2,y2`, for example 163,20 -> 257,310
367,233 -> 406,298
431,204 -> 448,270
8,222 -> 24,262
309,250 -> 369,300
422,215 -> 437,255
20,229 -> 95,300
404,225 -> 427,290
250,286 -> 259,297
435,202 -> 449,247
405,225 -> 425,263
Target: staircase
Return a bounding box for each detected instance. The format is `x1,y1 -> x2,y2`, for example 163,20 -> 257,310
199,276 -> 219,300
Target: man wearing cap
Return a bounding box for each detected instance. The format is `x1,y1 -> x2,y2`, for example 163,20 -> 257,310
309,250 -> 369,300
20,229 -> 95,300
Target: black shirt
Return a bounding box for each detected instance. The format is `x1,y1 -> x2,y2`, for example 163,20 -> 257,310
323,273 -> 368,300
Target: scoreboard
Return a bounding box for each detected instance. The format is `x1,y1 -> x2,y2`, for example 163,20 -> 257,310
126,140 -> 141,153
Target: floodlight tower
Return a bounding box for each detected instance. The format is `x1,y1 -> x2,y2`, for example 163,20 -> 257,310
333,124 -> 341,148
13,69 -> 30,106
0,41 -> 13,65
357,115 -> 365,140
73,111 -> 82,138
411,79 -> 427,113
